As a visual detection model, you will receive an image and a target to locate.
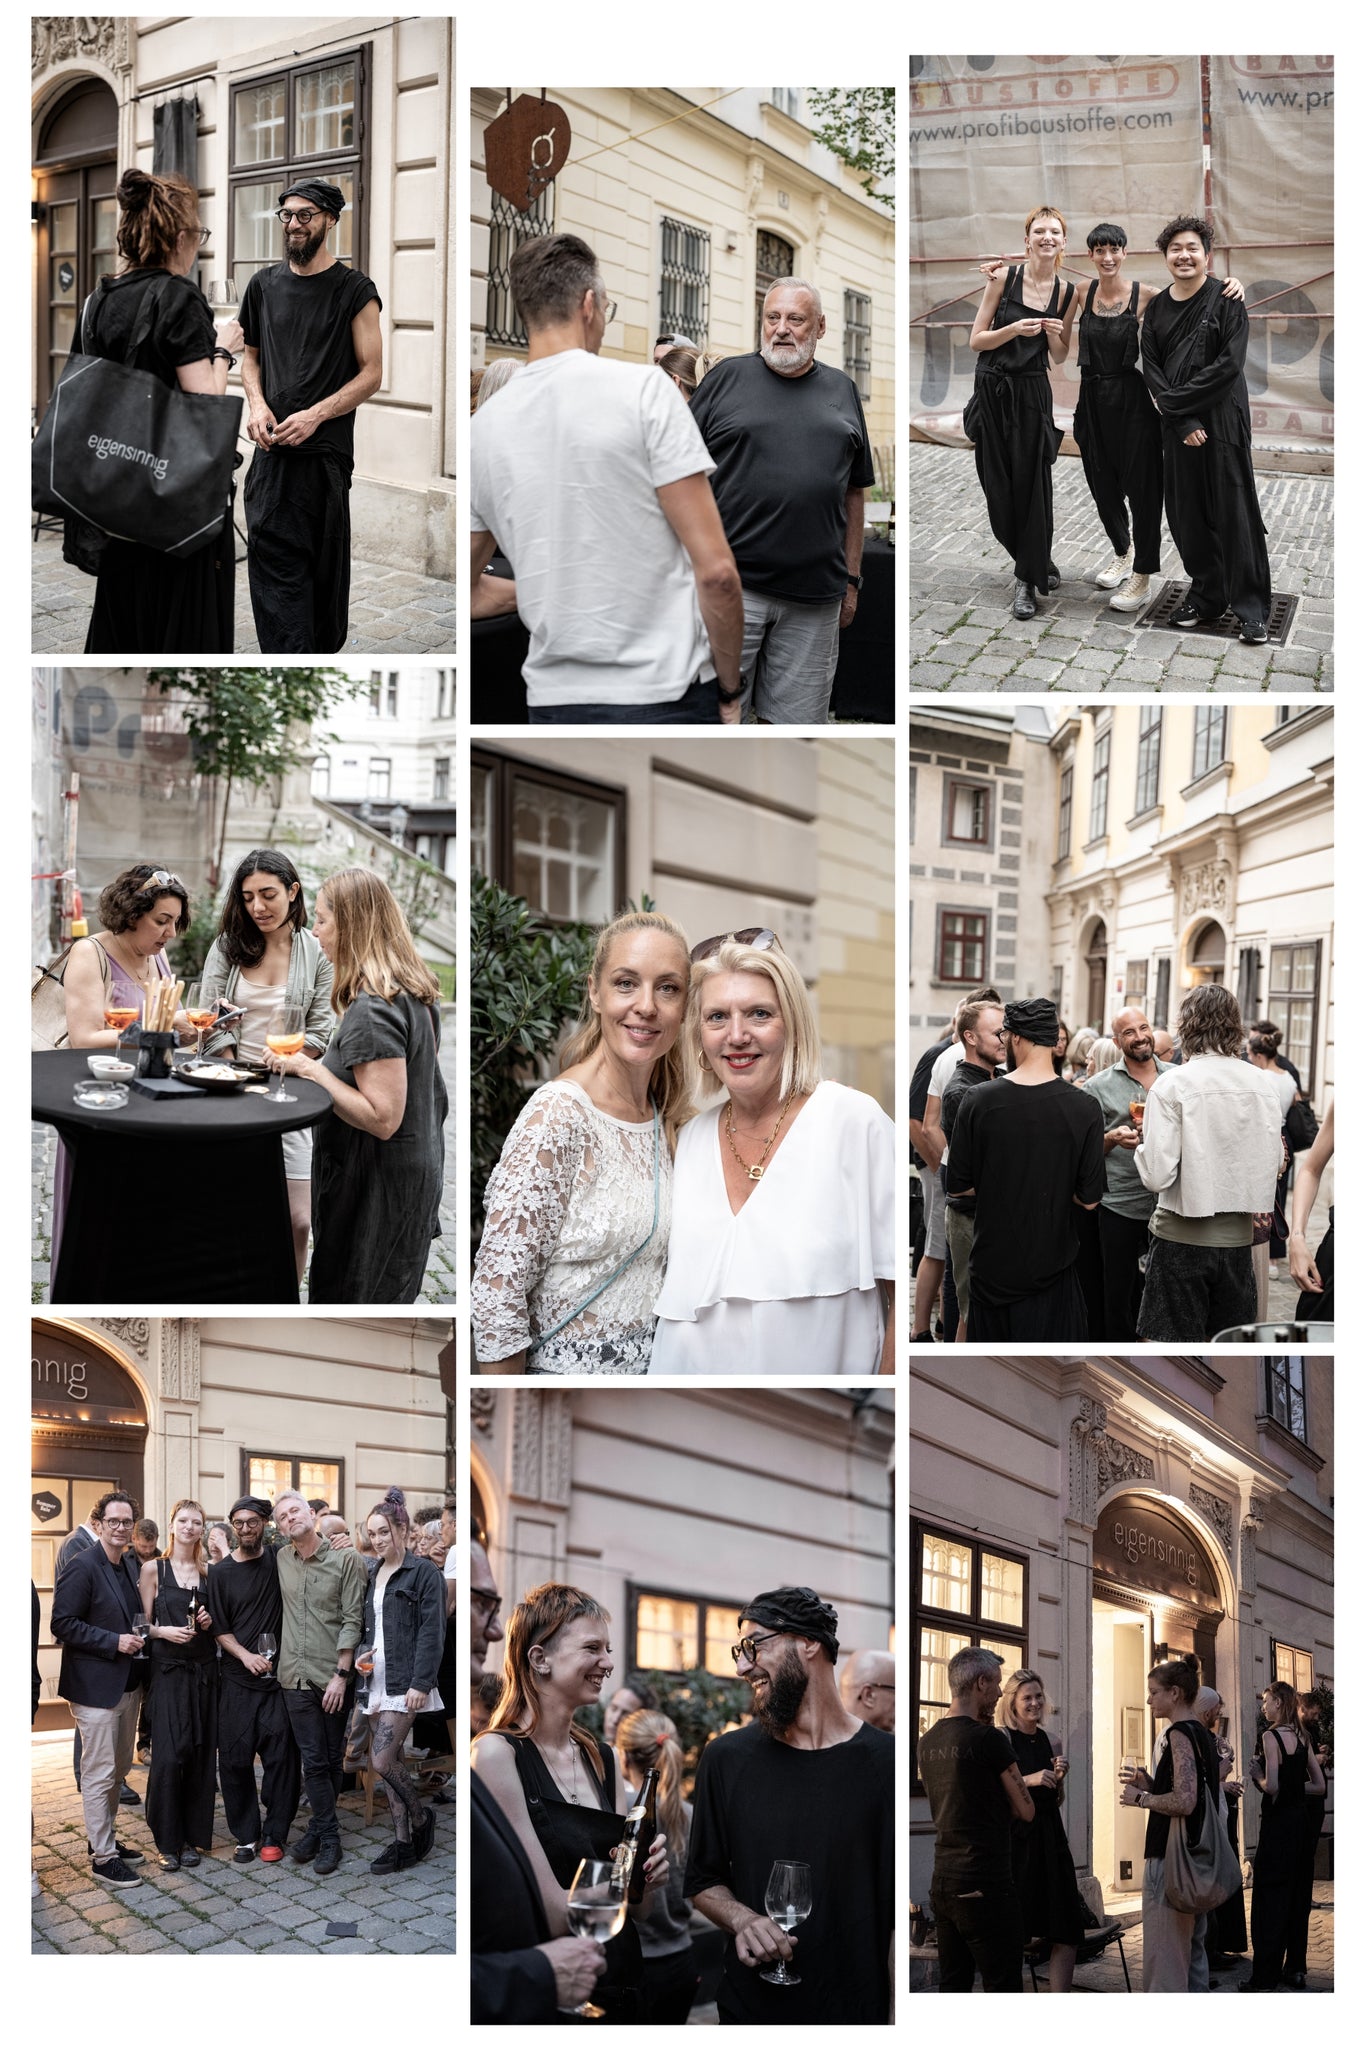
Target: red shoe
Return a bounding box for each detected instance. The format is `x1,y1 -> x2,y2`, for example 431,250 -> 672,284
259,1841 -> 285,1863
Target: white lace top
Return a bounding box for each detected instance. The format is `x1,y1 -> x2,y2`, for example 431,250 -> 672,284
471,1079 -> 672,1374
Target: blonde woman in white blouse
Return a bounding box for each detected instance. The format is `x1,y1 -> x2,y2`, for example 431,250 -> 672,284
652,932 -> 896,1373
472,910 -> 694,1374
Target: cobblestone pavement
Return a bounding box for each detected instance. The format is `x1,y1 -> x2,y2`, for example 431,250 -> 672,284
31,1008 -> 458,1306
31,1731 -> 453,1954
907,444 -> 1333,692
30,524 -> 457,656
909,1878 -> 1333,1992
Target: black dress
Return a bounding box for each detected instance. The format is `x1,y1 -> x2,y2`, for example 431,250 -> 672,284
146,1559 -> 218,1857
506,1733 -> 643,2021
1140,280 -> 1272,630
73,269 -> 235,653
1249,1727 -> 1309,1987
1072,280 -> 1164,573
308,991 -> 448,1303
1005,1725 -> 1084,1945
965,267 -> 1072,591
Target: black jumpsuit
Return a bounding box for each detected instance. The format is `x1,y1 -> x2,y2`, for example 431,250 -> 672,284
965,267 -> 1072,593
1249,1727 -> 1309,1988
146,1560 -> 219,1858
1072,279 -> 1164,574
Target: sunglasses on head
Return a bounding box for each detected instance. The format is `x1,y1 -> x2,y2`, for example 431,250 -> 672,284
689,927 -> 779,965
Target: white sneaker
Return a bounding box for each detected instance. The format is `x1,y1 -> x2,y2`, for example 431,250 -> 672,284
1095,548 -> 1133,589
1109,572 -> 1152,613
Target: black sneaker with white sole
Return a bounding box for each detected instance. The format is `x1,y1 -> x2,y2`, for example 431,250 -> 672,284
88,1838 -> 145,1862
1172,595 -> 1223,628
233,1843 -> 258,1865
92,1855 -> 142,1888
1239,617 -> 1269,644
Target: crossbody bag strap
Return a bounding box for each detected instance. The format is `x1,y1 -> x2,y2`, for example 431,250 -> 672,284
526,1105 -> 661,1355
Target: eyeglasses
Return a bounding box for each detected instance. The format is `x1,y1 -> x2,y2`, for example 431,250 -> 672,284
690,927 -> 778,964
230,1516 -> 264,1530
471,1586 -> 503,1625
730,1630 -> 786,1666
595,290 -> 618,324
100,1515 -> 134,1529
277,207 -> 324,226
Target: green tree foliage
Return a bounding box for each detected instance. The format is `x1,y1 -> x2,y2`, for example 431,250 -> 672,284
575,1666 -> 753,1782
807,87 -> 896,208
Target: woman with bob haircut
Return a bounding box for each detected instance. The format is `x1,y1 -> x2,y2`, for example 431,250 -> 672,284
74,168 -> 243,653
472,909 -> 694,1374
1241,1679 -> 1325,1991
997,1668 -> 1081,1992
1120,1652 -> 1225,1991
358,1488 -> 444,1872
263,866 -> 447,1302
472,1581 -> 669,2021
652,930 -> 895,1372
200,847 -> 334,1276
140,1497 -> 217,1870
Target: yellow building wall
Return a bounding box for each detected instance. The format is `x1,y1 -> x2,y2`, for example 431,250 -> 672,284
816,739 -> 895,1110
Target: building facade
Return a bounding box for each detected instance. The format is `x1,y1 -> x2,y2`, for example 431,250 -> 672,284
310,664 -> 460,880
32,15 -> 456,575
909,1353 -> 1334,1907
472,1385 -> 894,1679
471,85 -> 896,451
32,1314 -> 452,1721
472,734 -> 895,1111
1048,706 -> 1334,1100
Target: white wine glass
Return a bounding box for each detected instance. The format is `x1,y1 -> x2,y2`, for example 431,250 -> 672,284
257,1632 -> 276,1672
265,1002 -> 305,1103
562,1857 -> 624,2019
760,1858 -> 811,1985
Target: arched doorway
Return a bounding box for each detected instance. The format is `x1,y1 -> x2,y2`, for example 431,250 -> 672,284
1187,920 -> 1227,987
32,1319 -> 148,1727
33,76 -> 119,417
1084,920 -> 1108,1029
1090,1493 -> 1225,1897
754,229 -> 795,346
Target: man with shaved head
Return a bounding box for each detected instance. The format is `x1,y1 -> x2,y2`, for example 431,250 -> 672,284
1082,1007 -> 1170,1339
840,1649 -> 895,1732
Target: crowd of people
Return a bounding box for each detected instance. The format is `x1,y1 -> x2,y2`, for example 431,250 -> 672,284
40,853 -> 447,1302
469,1529 -> 895,2023
39,1489 -> 457,1893
919,1646 -> 1328,1993
470,231 -> 875,724
910,981 -> 1328,1344
965,205 -> 1271,641
471,909 -> 895,1373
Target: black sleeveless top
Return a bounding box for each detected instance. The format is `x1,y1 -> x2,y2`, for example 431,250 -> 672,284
981,266 -> 1074,376
149,1556 -> 216,1668
1143,1716 -> 1220,1859
1261,1726 -> 1309,1812
1078,278 -> 1142,377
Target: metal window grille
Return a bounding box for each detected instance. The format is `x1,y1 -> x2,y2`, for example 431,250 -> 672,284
843,289 -> 872,399
486,183 -> 555,348
659,216 -> 710,345
755,230 -> 795,346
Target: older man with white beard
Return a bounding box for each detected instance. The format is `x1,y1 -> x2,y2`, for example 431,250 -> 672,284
689,282 -> 875,723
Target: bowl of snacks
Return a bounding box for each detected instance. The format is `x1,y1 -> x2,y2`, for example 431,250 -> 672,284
88,1055 -> 135,1080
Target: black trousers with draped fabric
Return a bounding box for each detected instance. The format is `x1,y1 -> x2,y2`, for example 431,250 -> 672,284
1161,426 -> 1272,628
216,1675 -> 301,1847
244,449 -> 352,653
146,1659 -> 218,1856
1073,373 -> 1164,572
970,369 -> 1061,592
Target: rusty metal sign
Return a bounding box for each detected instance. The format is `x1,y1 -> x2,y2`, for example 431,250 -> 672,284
485,92 -> 571,212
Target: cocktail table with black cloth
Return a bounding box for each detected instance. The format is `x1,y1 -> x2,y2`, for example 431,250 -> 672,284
33,1050 -> 331,1303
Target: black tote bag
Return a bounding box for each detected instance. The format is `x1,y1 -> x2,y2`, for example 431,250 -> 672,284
32,273 -> 242,559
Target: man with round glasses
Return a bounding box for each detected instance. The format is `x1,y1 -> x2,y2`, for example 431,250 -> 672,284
685,1586 -> 895,2022
240,178 -> 383,652
208,1495 -> 300,1864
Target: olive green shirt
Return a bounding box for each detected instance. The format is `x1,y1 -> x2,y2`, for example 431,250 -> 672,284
276,1538 -> 366,1689
1082,1060 -> 1171,1219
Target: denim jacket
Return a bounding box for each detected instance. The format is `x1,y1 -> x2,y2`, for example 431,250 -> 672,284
362,1551 -> 445,1696
200,928 -> 335,1057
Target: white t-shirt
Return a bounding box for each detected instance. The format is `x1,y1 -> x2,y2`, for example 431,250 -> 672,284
927,1043 -> 964,1103
470,350 -> 716,707
443,1548 -> 458,1582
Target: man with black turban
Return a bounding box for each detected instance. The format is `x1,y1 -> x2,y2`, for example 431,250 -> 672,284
207,1495 -> 299,1863
685,1587 -> 894,2023
240,178 -> 383,651
945,996 -> 1106,1339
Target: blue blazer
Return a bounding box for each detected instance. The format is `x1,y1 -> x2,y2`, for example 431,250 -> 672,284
50,1542 -> 143,1709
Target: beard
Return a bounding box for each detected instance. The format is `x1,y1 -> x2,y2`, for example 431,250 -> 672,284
285,225 -> 328,267
760,333 -> 818,374
753,1644 -> 809,1734
235,1534 -> 263,1558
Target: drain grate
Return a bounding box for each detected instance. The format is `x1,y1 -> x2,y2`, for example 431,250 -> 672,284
1134,579 -> 1298,645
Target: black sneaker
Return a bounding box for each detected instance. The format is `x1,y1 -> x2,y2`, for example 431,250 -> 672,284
1172,594 -> 1222,628
1239,617 -> 1269,644
92,1855 -> 142,1889
87,1838 -> 144,1862
315,1839 -> 342,1876
289,1833 -> 321,1864
369,1839 -> 416,1874
412,1808 -> 436,1864
233,1843 -> 258,1865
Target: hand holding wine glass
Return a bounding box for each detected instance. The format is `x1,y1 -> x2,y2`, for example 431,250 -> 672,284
562,1859 -> 625,2019
264,1002 -> 306,1103
183,981 -> 216,1062
758,1859 -> 811,1985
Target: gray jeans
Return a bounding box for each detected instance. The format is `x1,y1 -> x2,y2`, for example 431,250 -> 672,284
1142,1856 -> 1209,1991
71,1690 -> 140,1861
945,1205 -> 975,1324
739,588 -> 842,723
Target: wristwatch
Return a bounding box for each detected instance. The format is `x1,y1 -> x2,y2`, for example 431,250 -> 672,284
334,1666 -> 351,1679
846,573 -> 864,591
717,677 -> 746,705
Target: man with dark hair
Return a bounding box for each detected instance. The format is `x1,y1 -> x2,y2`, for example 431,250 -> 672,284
209,1495 -> 300,1864
1142,214 -> 1271,643
919,1646 -> 1035,1992
50,1491 -> 148,1888
273,1490 -> 366,1875
1135,983 -> 1285,1339
686,1587 -> 894,2023
240,178 -> 383,653
469,1527 -> 605,2021
470,231 -> 745,723
946,996 -> 1105,1340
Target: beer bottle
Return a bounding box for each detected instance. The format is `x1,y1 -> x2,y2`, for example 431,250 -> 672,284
622,1768 -> 660,1905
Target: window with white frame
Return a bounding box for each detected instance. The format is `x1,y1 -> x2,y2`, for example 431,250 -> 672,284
843,289 -> 872,400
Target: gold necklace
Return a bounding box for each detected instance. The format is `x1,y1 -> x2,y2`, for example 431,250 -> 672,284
724,1093 -> 794,1182
106,934 -> 155,986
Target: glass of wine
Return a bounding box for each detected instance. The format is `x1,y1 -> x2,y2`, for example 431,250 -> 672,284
760,1859 -> 811,1985
104,989 -> 141,1059
562,1858 -> 625,2019
207,279 -> 239,309
132,1616 -> 150,1659
265,1002 -> 306,1103
1128,1099 -> 1146,1130
183,980 -> 216,1065
257,1632 -> 277,1673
